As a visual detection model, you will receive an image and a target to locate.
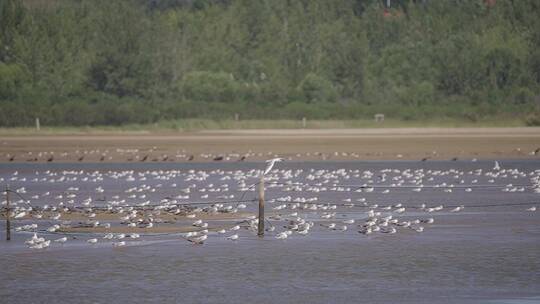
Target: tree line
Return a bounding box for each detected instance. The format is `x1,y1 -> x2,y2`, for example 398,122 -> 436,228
0,0 -> 539,126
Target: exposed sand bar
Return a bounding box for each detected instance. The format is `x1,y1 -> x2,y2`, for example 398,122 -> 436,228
1,210 -> 254,234
0,210 -> 254,222
1,128 -> 539,161
57,226 -> 219,234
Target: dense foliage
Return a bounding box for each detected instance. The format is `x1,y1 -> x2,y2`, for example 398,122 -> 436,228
0,0 -> 539,126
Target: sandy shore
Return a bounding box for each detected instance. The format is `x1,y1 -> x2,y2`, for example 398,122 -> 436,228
0,210 -> 254,221
1,128 -> 539,162
1,209 -> 255,234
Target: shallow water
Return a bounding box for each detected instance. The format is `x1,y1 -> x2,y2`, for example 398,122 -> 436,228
1,160 -> 539,304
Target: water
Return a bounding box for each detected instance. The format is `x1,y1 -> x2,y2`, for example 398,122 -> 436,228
1,160 -> 539,304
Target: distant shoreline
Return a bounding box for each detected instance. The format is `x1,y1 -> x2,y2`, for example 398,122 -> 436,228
1,127 -> 539,163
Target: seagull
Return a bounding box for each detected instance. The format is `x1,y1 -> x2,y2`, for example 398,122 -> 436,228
394,207 -> 405,213
358,227 -> 372,235
335,225 -> 348,231
263,158 -> 284,176
493,161 -> 501,171
527,206 -> 536,212
185,232 -> 198,238
321,223 -> 336,229
227,234 -> 239,241
275,232 -> 288,239
187,234 -> 207,244
450,205 -> 464,212
380,227 -> 397,234
420,218 -> 434,224
411,226 -> 424,232
14,212 -> 27,219
30,240 -> 50,249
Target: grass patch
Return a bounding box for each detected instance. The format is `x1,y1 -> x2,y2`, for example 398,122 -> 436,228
0,116 -> 530,135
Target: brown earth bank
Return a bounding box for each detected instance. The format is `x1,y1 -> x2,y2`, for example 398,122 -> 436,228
1,128 -> 540,162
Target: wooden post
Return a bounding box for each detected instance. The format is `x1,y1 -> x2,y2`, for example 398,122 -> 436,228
257,175 -> 265,237
234,113 -> 239,121
35,118 -> 40,131
302,117 -> 306,128
5,185 -> 10,241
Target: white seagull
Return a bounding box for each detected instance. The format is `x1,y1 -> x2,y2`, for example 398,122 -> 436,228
54,237 -> 68,243
227,234 -> 239,241
275,232 -> 288,239
263,158 -> 284,176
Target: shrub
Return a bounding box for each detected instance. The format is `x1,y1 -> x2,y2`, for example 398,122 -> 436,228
298,73 -> 338,103
53,101 -> 95,126
0,63 -> 27,99
525,112 -> 540,126
512,87 -> 534,105
182,71 -> 238,103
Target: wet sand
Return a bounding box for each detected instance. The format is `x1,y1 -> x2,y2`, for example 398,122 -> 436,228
1,128 -> 540,162
0,210 -> 254,234
0,210 -> 254,222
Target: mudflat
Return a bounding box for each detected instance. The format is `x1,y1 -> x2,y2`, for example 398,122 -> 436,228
1,128 -> 539,162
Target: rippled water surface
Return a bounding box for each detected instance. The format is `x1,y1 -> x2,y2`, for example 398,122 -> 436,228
1,160 -> 539,304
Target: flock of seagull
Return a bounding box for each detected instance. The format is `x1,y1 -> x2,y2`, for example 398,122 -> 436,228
5,147 -> 540,163
5,149 -> 378,163
1,159 -> 538,249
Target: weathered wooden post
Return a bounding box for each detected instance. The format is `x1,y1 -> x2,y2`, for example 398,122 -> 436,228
302,117 -> 307,128
257,175 -> 265,237
234,113 -> 240,121
35,118 -> 40,131
5,185 -> 11,241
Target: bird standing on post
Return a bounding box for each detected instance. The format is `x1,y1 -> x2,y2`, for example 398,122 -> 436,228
263,158 -> 284,176
493,161 -> 501,171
